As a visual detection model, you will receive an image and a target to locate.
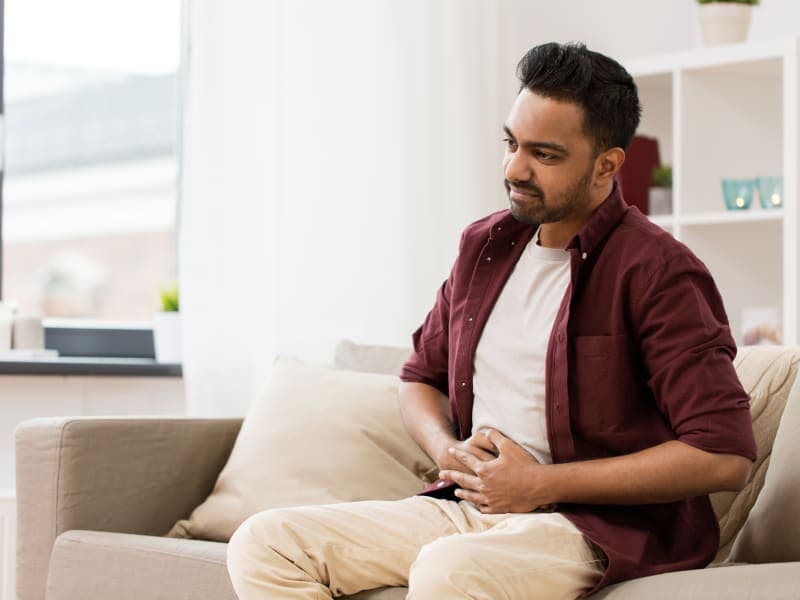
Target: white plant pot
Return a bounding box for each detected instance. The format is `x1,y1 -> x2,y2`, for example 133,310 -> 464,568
648,188 -> 673,215
153,311 -> 183,363
697,3 -> 753,46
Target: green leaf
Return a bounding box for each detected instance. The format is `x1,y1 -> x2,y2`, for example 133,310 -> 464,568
159,285 -> 180,312
652,165 -> 672,189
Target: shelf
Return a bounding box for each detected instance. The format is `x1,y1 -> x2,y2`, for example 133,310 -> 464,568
647,210 -> 783,227
0,357 -> 182,377
679,209 -> 784,226
626,37 -> 799,345
678,39 -> 786,75
647,214 -> 674,228
624,37 -> 789,78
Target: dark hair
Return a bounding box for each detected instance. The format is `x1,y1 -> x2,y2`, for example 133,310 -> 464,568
516,42 -> 641,153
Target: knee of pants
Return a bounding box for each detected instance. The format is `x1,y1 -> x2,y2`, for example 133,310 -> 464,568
227,508 -> 296,584
408,536 -> 481,594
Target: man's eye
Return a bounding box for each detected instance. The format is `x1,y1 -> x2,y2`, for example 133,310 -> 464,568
502,138 -> 518,149
535,151 -> 557,161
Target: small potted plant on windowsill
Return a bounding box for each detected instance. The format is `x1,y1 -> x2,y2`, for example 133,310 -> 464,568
649,165 -> 673,215
153,284 -> 182,363
697,0 -> 759,46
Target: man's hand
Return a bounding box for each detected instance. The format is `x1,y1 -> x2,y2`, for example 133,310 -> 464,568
434,431 -> 498,474
439,428 -> 551,514
441,434 -> 754,513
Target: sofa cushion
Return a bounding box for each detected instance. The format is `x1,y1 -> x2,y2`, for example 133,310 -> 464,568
729,348 -> 800,563
591,562 -> 800,599
334,339 -> 412,375
46,531 -> 236,600
46,531 -> 407,600
168,357 -> 437,542
710,345 -> 800,562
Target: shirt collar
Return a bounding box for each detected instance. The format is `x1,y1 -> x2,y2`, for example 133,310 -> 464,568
565,183 -> 629,256
486,209 -> 534,241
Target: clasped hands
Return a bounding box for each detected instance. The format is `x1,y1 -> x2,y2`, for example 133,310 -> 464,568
438,428 -> 553,514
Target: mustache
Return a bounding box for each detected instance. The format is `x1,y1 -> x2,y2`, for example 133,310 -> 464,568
505,179 -> 544,197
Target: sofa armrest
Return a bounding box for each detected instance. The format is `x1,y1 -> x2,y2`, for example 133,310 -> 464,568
15,416 -> 242,600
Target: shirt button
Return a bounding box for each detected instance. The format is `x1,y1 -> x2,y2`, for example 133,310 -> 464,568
467,317 -> 474,322
581,252 -> 588,260
511,241 -> 515,246
461,381 -> 467,387
486,256 -> 492,262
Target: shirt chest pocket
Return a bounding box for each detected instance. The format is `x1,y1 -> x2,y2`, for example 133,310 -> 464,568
569,334 -> 641,437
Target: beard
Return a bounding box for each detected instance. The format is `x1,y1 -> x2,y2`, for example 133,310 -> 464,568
506,166 -> 594,226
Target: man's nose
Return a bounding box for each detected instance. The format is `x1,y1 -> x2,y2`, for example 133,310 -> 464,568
504,150 -> 531,184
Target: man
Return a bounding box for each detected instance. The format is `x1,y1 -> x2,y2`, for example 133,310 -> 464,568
227,42 -> 756,599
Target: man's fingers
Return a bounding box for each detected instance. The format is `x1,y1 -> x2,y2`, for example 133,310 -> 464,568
482,427 -> 539,462
453,487 -> 486,506
458,440 -> 496,462
448,447 -> 483,475
467,432 -> 499,457
482,428 -> 511,451
439,469 -> 482,491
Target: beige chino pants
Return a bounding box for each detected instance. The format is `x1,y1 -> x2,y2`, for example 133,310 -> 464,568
227,496 -> 605,599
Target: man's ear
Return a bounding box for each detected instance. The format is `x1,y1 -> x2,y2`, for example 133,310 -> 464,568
594,147 -> 626,185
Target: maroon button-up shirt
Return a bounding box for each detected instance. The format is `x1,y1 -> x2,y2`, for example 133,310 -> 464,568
399,186 -> 757,592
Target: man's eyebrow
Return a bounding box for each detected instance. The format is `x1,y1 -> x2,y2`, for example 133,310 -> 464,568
502,124 -> 568,154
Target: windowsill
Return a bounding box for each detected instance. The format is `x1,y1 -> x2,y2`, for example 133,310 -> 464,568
0,356 -> 182,377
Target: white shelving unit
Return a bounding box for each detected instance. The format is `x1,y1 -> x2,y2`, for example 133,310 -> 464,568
625,38 -> 800,346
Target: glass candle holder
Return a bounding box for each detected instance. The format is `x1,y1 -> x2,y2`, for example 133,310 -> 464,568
756,176 -> 783,209
722,178 -> 755,210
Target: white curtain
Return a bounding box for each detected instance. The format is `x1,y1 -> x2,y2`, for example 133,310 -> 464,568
179,0 -> 506,415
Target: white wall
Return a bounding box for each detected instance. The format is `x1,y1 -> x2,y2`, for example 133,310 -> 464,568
0,492 -> 15,600
180,0 -> 800,416
749,0 -> 800,42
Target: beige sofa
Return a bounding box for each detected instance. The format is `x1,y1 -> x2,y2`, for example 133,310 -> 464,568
16,343 -> 800,599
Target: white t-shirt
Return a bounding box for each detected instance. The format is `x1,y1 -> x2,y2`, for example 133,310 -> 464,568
471,228 -> 571,464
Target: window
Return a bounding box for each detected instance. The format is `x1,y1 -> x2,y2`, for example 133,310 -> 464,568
1,0 -> 182,322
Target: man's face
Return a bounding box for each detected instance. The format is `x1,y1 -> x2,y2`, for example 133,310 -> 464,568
502,89 -> 598,226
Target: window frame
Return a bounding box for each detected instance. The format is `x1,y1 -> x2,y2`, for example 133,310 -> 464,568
0,0 -> 187,364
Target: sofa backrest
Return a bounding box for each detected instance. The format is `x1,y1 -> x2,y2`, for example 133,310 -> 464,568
728,347 -> 800,563
713,346 -> 800,562
334,339 -> 412,375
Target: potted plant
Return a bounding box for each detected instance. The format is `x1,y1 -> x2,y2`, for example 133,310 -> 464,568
649,165 -> 673,215
153,284 -> 182,363
697,0 -> 759,46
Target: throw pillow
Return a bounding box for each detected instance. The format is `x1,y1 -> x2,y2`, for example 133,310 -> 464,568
711,345 -> 800,562
168,356 -> 437,542
728,347 -> 800,563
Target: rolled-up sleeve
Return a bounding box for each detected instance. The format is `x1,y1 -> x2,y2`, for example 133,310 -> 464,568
399,274 -> 452,396
633,253 -> 757,461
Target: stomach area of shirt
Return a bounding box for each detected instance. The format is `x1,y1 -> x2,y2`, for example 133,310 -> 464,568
470,404 -> 552,464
